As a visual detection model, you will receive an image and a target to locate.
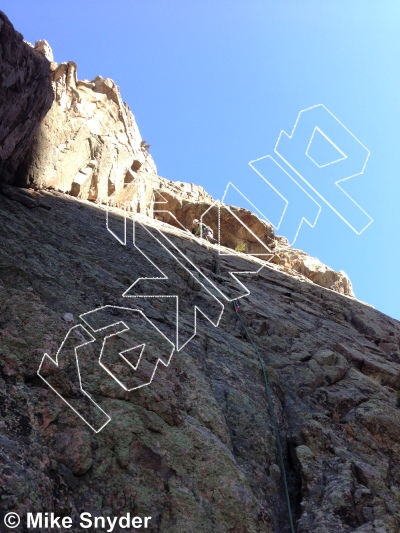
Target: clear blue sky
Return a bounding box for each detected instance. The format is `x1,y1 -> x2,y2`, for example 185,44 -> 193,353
3,1 -> 400,321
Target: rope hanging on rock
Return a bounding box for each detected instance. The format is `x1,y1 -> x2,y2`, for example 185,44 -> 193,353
232,300 -> 295,533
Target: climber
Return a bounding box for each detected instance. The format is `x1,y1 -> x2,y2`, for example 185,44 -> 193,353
192,219 -> 215,241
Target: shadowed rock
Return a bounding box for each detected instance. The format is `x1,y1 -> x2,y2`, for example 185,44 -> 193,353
0,11 -> 54,184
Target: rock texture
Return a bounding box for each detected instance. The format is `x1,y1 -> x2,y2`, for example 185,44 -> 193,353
271,244 -> 354,297
1,190 -> 400,532
0,11 -> 353,297
141,176 -> 353,295
151,177 -> 276,256
109,174 -> 352,294
22,58 -> 156,203
111,173 -> 276,255
0,11 -> 54,184
1,13 -> 396,531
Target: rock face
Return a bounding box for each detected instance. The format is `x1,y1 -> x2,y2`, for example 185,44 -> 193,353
136,176 -> 353,295
150,177 -> 276,256
272,244 -> 354,296
1,190 -> 400,532
0,11 -> 354,297
110,173 -> 276,255
1,13 -> 397,531
110,174 -> 352,294
0,11 -> 54,184
22,59 -> 156,203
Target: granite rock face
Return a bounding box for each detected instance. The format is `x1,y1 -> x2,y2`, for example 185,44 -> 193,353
22,59 -> 156,203
141,176 -> 353,295
0,10 -> 354,297
1,13 -> 398,531
0,190 -> 399,532
272,245 -> 354,297
0,11 -> 54,184
150,177 -> 276,256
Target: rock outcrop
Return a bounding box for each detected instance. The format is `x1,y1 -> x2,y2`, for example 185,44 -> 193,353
151,177 -> 276,255
22,58 -> 156,203
145,177 -> 355,295
110,172 -> 276,254
271,244 -> 354,296
1,189 -> 400,532
0,11 -> 54,184
0,12 -> 353,297
109,174 -> 352,295
1,13 -> 397,531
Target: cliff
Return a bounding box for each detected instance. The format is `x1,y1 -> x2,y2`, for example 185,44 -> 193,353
1,11 -> 399,533
0,12 -> 54,184
21,59 -> 156,202
1,190 -> 400,532
0,11 -> 352,298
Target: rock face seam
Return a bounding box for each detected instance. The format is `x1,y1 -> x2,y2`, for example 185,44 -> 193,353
234,302 -> 296,532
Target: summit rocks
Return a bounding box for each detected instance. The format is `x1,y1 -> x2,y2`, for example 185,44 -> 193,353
22,60 -> 156,202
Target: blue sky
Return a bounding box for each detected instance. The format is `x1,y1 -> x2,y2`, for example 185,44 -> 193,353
3,1 -> 400,320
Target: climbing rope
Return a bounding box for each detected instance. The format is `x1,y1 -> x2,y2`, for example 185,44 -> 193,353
233,301 -> 295,533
